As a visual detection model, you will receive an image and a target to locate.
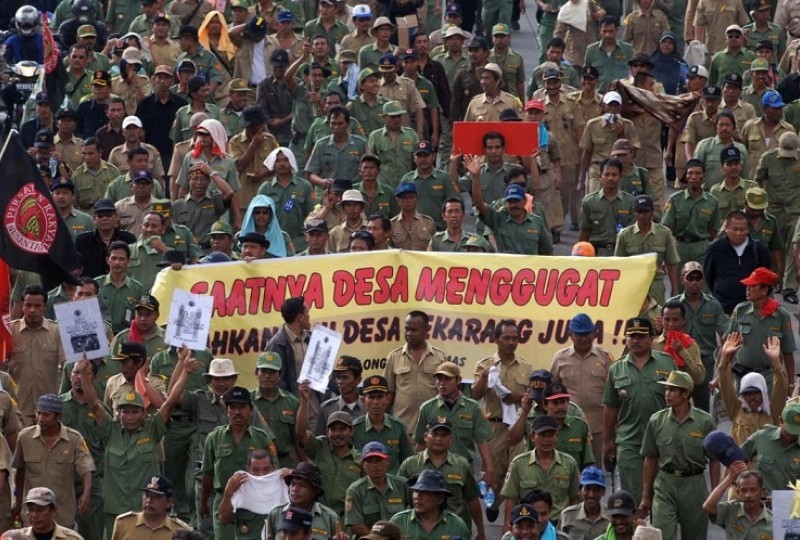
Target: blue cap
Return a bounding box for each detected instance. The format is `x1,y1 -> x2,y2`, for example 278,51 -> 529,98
504,184 -> 526,201
379,53 -> 398,66
703,430 -> 746,467
568,313 -> 595,334
361,441 -> 390,459
528,369 -> 552,401
762,90 -> 785,108
579,465 -> 606,488
50,177 -> 75,191
395,182 -> 418,197
276,9 -> 293,22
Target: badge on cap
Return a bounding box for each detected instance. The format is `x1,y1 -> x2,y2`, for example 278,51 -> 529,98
125,392 -> 136,401
519,505 -> 531,516
437,416 -> 447,423
370,376 -> 381,385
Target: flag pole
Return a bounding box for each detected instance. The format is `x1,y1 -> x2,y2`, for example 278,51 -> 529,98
0,130 -> 19,165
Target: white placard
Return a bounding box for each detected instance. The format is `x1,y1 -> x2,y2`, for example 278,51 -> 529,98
164,289 -> 214,350
773,490 -> 800,538
54,298 -> 109,363
298,325 -> 342,393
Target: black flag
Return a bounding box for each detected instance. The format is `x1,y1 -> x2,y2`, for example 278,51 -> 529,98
0,131 -> 80,290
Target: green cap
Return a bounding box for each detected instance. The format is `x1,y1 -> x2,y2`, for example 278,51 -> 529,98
228,78 -> 251,92
358,67 -> 379,84
657,371 -> 694,391
492,23 -> 510,35
381,100 -> 406,116
117,391 -> 145,409
230,0 -> 249,8
256,351 -> 282,371
750,58 -> 769,71
783,399 -> 800,435
459,234 -> 491,252
208,220 -> 233,236
151,199 -> 172,216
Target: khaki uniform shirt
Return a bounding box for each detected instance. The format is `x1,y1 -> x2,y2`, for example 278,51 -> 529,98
12,424 -> 95,527
384,343 -> 447,434
328,218 -> 369,253
544,94 -> 585,166
693,0 -> 751,56
10,524 -> 84,539
110,74 -> 154,116
566,90 -> 603,125
103,372 -> 167,412
559,503 -> 609,540
341,31 -> 375,56
550,345 -> 612,433
740,117 -> 795,179
111,512 -> 192,540
463,91 -> 520,122
579,116 -> 640,164
168,0 -> 212,28
378,77 -> 426,127
473,353 -> 532,420
390,212 -> 435,250
8,319 -> 65,424
652,335 -> 706,384
108,142 -> 165,180
149,39 -> 181,71
683,110 -> 717,145
228,129 -> 279,211
623,9 -> 670,54
54,134 -> 84,173
114,195 -> 154,237
71,160 -> 120,210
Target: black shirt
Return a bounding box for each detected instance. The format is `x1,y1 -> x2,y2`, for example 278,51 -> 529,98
75,228 -> 136,279
76,99 -> 109,140
135,92 -> 188,159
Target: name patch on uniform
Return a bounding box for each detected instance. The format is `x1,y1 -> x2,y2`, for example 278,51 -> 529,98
137,437 -> 151,445
447,474 -> 463,481
689,432 -> 704,438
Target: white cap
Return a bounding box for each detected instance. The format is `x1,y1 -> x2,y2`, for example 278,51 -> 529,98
122,116 -> 143,129
689,65 -> 708,78
352,4 -> 371,17
602,91 -> 622,105
340,189 -> 366,204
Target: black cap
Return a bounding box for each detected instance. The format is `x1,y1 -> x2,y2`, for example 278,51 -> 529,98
242,106 -> 266,127
34,91 -> 50,104
499,108 -> 522,122
702,85 -> 721,99
724,73 -> 743,87
606,491 -> 637,516
687,65 -> 708,78
624,317 -> 654,336
581,65 -> 599,79
34,129 -> 54,148
332,355 -> 363,376
142,475 -> 174,497
135,294 -> 160,311
720,146 -> 742,163
284,462 -> 324,491
426,415 -> 453,431
628,52 -> 654,68
685,158 -> 705,170
132,169 -> 154,183
304,218 -> 328,233
331,178 -> 353,192
248,14 -> 268,37
445,3 -> 462,15
239,231 -> 271,249
400,48 -> 419,60
92,198 -> 116,213
50,177 -> 75,192
271,49 -> 290,66
178,25 -> 198,39
632,194 -> 654,211
414,141 -> 435,155
467,36 -> 489,50
530,415 -> 558,433
224,386 -> 252,405
278,507 -> 313,532
755,39 -> 774,51
543,382 -> 570,400
379,53 -> 398,66
157,250 -> 186,267
113,341 -> 148,362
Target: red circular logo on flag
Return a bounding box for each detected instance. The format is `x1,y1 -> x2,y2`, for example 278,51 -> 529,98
4,183 -> 58,254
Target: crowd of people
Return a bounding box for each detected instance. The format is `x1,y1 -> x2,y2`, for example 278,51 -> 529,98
0,0 -> 799,537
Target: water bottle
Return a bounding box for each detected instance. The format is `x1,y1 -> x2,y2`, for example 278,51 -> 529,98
477,479 -> 488,499
49,156 -> 59,178
484,488 -> 496,508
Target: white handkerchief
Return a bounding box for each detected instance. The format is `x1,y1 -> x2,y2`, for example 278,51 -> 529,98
231,469 -> 290,514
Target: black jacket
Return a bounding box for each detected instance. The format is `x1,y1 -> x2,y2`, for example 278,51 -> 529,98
704,235 -> 771,314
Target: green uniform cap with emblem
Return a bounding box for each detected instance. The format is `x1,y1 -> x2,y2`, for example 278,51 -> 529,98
208,220 -> 233,236
256,351 -> 283,370
228,78 -> 252,92
750,58 -> 769,71
745,187 -> 768,210
358,67 -> 379,84
78,24 -> 97,38
151,199 -> 172,216
491,23 -> 510,35
458,234 -> 491,252
782,398 -> 800,435
657,370 -> 694,391
118,391 -> 145,408
112,341 -> 148,362
363,375 -> 389,393
381,101 -> 406,116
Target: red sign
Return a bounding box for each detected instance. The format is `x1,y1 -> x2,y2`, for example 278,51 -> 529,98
452,121 -> 540,155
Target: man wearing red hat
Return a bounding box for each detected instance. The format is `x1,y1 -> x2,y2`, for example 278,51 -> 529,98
726,266 -> 795,392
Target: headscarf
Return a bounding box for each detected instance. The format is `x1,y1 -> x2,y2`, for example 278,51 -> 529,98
120,32 -> 152,63
263,147 -> 299,174
240,195 -> 288,258
650,31 -> 686,95
557,0 -> 588,32
192,118 -> 228,159
198,11 -> 237,62
739,372 -> 770,414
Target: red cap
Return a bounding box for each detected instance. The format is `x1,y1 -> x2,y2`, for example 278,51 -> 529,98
524,99 -> 544,112
740,267 -> 778,286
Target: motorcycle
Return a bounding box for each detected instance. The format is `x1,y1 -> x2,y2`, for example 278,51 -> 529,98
1,60 -> 43,133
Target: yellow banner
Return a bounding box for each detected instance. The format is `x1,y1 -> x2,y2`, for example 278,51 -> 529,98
151,252 -> 656,388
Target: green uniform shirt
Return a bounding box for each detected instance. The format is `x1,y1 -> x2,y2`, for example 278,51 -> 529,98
110,327 -> 168,361
662,190 -> 720,243
390,509 -> 471,540
176,47 -> 224,85
397,449 -> 478,527
201,424 -> 278,489
265,501 -> 340,540
413,395 -> 493,464
359,42 -> 396,70
488,48 -> 525,97
755,148 -> 800,219
741,424 -> 800,493
305,134 -> 367,183
172,194 -> 226,247
96,274 -> 144,334
620,167 -> 651,197
709,179 -> 759,227
163,223 -> 204,261
747,212 -> 782,252
433,53 -> 470,87
693,137 -> 749,190
666,292 -> 728,359
579,189 -> 635,246
583,41 -> 634,92
458,162 -> 514,204
744,21 -> 786,56
105,0 -> 141,33
367,128 -> 418,188
258,177 -> 316,252
352,413 -> 414,474
304,435 -> 362,514
65,70 -> 95,111
614,222 -> 679,278
726,301 -> 796,371
708,48 -> 756,87
348,95 -> 390,136
711,500 -> 773,539
525,414 -> 595,467
305,117 -> 366,157
412,75 -> 439,141
354,181 -> 400,218
429,230 -> 471,252
127,237 -> 174,292
170,103 -> 221,144
400,168 -> 460,230
640,406 -> 715,471
344,473 -> 409,528
303,18 -> 349,51
104,173 -> 166,203
150,347 -> 213,394
59,391 -> 112,478
183,388 -> 272,451
602,351 -> 677,447
252,387 -> 300,468
501,449 -> 580,517
59,356 -> 121,402
479,207 -> 553,255
176,153 -> 240,193
101,414 -> 168,514
62,207 -> 95,239
72,161 -> 120,210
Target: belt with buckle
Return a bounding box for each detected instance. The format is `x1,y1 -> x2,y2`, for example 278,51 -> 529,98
661,465 -> 704,477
